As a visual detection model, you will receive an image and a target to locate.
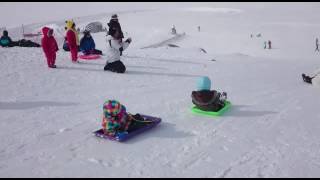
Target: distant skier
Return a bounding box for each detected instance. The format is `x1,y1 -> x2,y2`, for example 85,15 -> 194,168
268,40 -> 272,49
65,20 -> 80,63
198,26 -> 201,32
264,41 -> 267,49
104,29 -> 132,73
171,25 -> 177,35
316,38 -> 319,52
41,27 -> 59,68
191,76 -> 227,112
107,14 -> 124,40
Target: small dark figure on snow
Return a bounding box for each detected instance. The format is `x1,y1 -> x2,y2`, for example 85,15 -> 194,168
171,25 -> 177,35
268,40 -> 272,49
315,38 -> 319,52
302,74 -> 313,84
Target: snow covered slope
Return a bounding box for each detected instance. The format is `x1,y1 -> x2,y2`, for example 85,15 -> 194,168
1,2 -> 320,178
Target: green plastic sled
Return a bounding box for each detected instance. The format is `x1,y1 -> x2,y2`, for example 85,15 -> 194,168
191,101 -> 231,117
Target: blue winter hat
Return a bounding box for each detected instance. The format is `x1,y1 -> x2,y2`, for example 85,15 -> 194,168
197,76 -> 211,91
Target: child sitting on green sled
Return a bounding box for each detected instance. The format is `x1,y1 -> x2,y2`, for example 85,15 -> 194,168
102,100 -> 152,136
191,76 -> 227,112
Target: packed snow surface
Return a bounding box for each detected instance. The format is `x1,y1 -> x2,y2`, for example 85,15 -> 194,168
1,2 -> 320,178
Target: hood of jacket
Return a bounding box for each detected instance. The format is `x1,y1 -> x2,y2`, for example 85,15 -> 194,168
42,27 -> 53,39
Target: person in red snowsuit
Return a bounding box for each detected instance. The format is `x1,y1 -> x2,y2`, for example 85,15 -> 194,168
41,27 -> 59,68
66,20 -> 79,62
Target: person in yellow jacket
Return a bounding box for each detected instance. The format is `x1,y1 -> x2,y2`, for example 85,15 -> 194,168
65,20 -> 80,62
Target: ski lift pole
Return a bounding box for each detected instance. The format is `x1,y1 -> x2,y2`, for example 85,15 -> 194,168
22,24 -> 25,38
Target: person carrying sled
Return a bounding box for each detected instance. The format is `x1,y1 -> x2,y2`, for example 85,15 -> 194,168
102,100 -> 152,136
104,29 -> 132,73
41,27 -> 59,68
0,30 -> 13,47
65,20 -> 80,63
191,76 -> 227,112
107,14 -> 124,40
80,30 -> 102,55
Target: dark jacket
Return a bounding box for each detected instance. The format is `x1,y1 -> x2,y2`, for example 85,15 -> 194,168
80,35 -> 95,53
0,31 -> 13,47
191,90 -> 224,112
107,20 -> 124,38
63,37 -> 80,52
63,38 -> 70,51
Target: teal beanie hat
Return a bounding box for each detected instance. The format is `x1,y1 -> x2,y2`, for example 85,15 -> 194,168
197,76 -> 211,91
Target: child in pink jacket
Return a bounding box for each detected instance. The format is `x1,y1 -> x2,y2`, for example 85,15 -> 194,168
41,27 -> 59,68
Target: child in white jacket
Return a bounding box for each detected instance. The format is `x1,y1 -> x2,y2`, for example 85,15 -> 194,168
104,30 -> 132,73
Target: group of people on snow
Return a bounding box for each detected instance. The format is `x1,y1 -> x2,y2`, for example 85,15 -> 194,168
249,33 -> 272,49
101,76 -> 228,136
40,14 -> 131,73
45,14 -> 226,136
264,40 -> 272,49
0,30 -> 41,48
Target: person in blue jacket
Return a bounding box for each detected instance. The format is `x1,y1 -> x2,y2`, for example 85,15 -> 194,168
79,30 -> 102,55
0,30 -> 13,47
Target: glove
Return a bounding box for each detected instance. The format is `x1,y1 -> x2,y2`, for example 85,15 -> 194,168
219,92 -> 227,102
119,47 -> 123,56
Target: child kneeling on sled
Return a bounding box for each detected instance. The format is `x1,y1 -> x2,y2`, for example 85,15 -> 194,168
104,30 -> 132,73
191,76 -> 227,112
102,100 -> 152,136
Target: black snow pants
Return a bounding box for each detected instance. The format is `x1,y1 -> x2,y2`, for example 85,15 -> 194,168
104,60 -> 126,73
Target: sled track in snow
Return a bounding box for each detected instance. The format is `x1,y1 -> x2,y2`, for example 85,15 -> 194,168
141,33 -> 186,49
